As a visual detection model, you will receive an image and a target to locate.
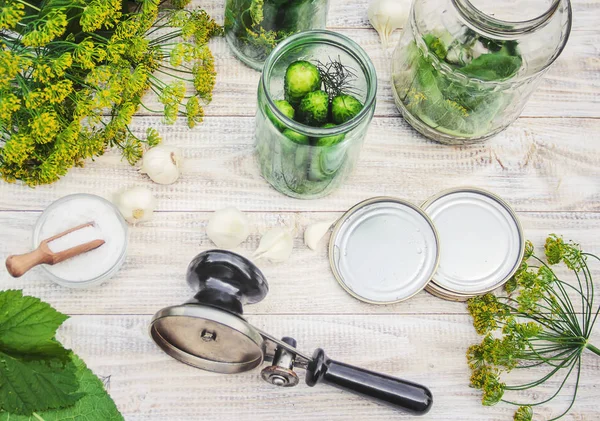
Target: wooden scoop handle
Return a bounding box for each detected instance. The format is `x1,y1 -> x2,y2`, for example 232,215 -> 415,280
5,247 -> 53,278
5,239 -> 105,278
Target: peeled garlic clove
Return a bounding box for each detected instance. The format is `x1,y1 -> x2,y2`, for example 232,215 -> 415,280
254,227 -> 293,262
304,219 -> 336,251
368,0 -> 408,49
114,186 -> 156,225
206,207 -> 251,249
141,145 -> 182,185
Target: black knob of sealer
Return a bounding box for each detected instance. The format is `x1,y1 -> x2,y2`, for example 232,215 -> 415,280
306,349 -> 433,415
185,250 -> 269,315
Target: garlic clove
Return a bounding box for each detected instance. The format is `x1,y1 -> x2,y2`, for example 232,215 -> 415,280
206,207 -> 251,249
140,145 -> 182,185
254,227 -> 293,262
368,0 -> 409,49
114,186 -> 156,225
304,219 -> 336,251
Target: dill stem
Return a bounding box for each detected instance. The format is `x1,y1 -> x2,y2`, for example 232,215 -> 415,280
586,343 -> 600,356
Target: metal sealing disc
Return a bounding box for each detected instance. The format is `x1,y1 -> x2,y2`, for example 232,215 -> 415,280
329,197 -> 440,304
150,304 -> 264,374
422,188 -> 525,295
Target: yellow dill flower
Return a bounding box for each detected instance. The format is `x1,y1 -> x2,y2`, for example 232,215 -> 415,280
24,91 -> 45,109
32,63 -> 55,83
0,2 -> 25,30
171,0 -> 191,8
145,127 -> 161,147
446,99 -> 469,117
113,19 -> 142,41
1,133 -> 35,166
249,0 -> 265,25
124,65 -> 150,99
29,111 -> 61,143
73,39 -> 97,70
125,36 -> 150,62
185,96 -> 204,128
0,49 -> 20,88
21,10 -> 68,47
192,48 -> 216,102
170,43 -> 194,67
159,81 -> 186,124
51,52 -> 73,77
42,80 -> 74,104
80,0 -> 123,32
0,92 -> 21,122
106,40 -> 127,64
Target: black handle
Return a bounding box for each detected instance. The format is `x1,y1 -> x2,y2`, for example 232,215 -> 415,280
305,349 -> 433,415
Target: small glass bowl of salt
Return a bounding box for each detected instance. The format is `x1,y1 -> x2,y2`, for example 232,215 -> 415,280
33,194 -> 128,288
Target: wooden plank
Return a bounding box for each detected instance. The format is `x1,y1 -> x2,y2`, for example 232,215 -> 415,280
55,313 -> 600,420
1,116 -> 599,213
2,210 -> 599,315
140,30 -> 600,119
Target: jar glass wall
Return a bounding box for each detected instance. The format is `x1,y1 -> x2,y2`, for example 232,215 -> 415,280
392,0 -> 572,144
256,31 -> 377,199
224,0 -> 330,70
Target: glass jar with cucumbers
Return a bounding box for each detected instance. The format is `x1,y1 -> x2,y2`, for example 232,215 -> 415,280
256,31 -> 377,199
224,0 -> 330,70
392,0 -> 572,144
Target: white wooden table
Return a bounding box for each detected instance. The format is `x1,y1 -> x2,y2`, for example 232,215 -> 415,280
1,1 -> 600,420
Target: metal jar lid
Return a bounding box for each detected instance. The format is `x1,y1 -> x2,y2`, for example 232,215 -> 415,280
422,187 -> 525,297
329,197 -> 440,304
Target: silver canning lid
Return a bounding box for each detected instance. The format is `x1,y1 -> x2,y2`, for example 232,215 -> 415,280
422,187 -> 524,296
329,197 -> 440,304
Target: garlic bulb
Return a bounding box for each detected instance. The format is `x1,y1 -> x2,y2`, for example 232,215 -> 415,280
114,187 -> 157,225
254,227 -> 293,262
206,207 -> 251,249
304,220 -> 336,251
141,145 -> 182,185
368,0 -> 408,49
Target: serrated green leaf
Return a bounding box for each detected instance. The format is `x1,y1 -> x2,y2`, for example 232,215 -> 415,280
0,290 -> 68,355
0,355 -> 124,421
0,352 -> 81,415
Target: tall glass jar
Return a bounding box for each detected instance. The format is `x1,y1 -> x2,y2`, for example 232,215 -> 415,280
256,31 -> 377,199
224,0 -> 330,70
392,0 -> 572,144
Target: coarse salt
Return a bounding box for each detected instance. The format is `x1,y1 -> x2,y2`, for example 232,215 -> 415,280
37,195 -> 127,283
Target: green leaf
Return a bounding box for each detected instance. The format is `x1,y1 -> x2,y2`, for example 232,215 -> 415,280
0,352 -> 80,415
458,53 -> 522,81
0,355 -> 124,421
0,290 -> 68,356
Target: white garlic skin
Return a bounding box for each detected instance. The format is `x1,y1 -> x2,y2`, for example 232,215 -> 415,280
114,186 -> 157,225
304,220 -> 335,251
207,207 -> 251,249
368,0 -> 409,49
254,227 -> 293,262
141,146 -> 182,185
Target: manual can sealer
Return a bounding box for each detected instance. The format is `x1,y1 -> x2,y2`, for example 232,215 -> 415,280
150,250 -> 433,414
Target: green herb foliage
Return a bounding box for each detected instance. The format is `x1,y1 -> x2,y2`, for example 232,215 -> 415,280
467,236 -> 600,420
0,0 -> 221,186
0,290 -> 123,420
395,31 -> 522,139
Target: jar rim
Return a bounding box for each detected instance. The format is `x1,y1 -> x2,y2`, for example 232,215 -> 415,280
260,30 -> 377,137
452,0 -> 568,36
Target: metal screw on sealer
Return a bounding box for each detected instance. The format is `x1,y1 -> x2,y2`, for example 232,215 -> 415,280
149,250 -> 433,415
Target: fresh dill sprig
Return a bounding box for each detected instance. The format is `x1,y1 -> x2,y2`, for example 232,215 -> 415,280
467,235 -> 600,421
316,56 -> 360,100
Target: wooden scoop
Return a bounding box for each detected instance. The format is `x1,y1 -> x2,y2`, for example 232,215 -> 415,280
5,222 -> 105,278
